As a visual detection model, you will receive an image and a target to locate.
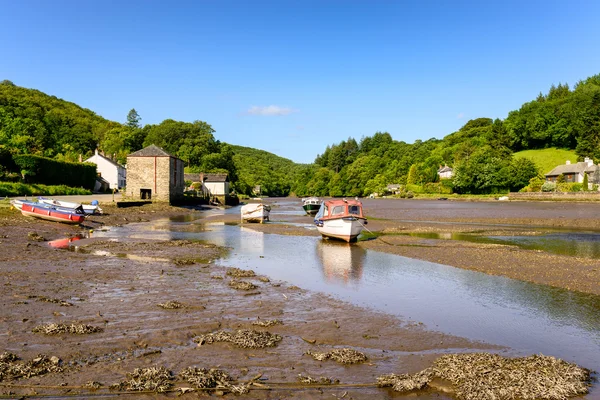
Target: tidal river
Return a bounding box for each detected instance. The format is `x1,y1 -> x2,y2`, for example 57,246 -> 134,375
94,204 -> 600,373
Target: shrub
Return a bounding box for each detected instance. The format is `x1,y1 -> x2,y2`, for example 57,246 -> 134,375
541,182 -> 556,192
570,183 -> 583,192
406,191 -> 414,199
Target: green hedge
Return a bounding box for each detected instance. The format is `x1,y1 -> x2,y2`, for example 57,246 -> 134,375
0,182 -> 92,197
13,154 -> 96,189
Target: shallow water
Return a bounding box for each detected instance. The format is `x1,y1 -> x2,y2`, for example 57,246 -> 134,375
92,217 -> 600,372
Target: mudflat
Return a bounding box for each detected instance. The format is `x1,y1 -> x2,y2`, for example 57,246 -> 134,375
0,198 -> 597,399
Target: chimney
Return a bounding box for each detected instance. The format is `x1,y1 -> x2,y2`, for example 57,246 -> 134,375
585,157 -> 593,166
95,149 -> 99,156
78,154 -> 82,163
566,160 -> 571,165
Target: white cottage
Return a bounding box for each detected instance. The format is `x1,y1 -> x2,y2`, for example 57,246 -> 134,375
84,149 -> 127,190
203,173 -> 230,196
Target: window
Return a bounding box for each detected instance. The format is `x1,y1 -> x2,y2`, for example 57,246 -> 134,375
348,205 -> 360,215
332,206 -> 344,216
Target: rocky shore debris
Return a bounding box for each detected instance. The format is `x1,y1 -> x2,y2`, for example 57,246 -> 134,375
157,300 -> 186,309
378,353 -> 592,400
0,353 -> 62,381
194,329 -> 282,348
226,267 -> 256,278
297,374 -> 340,385
228,279 -> 257,290
306,348 -> 368,364
111,366 -> 173,393
32,323 -> 103,335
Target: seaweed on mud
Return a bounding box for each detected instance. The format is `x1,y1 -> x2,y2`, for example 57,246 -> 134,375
27,232 -> 46,242
0,354 -> 62,382
378,353 -> 592,400
258,276 -> 270,283
112,366 -> 173,393
180,367 -> 249,395
211,275 -> 224,279
173,258 -> 196,266
377,369 -> 433,392
34,296 -> 74,306
252,318 -> 283,327
84,381 -> 103,390
32,323 -> 103,335
226,267 -> 256,278
157,300 -> 186,309
297,374 -> 339,385
194,329 -> 282,349
228,279 -> 257,291
306,348 -> 368,364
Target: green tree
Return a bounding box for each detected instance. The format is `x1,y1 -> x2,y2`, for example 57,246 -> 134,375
126,108 -> 141,129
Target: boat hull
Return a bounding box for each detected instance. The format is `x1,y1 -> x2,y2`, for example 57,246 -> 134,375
316,217 -> 365,242
19,202 -> 85,224
302,203 -> 321,216
241,204 -> 270,223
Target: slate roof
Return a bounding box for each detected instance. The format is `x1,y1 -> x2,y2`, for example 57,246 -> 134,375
545,162 -> 597,176
438,166 -> 453,173
204,173 -> 229,182
128,144 -> 176,158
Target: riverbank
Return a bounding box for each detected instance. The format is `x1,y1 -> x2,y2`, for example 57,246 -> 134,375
0,199 -> 597,398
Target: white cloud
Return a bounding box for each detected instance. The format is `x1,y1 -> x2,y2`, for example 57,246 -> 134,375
246,105 -> 298,116
457,112 -> 465,119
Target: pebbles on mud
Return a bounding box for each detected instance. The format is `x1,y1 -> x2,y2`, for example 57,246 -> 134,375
27,232 -> 46,242
30,295 -> 74,307
306,348 -> 368,364
378,353 -> 592,400
32,323 -> 103,335
194,329 -> 282,348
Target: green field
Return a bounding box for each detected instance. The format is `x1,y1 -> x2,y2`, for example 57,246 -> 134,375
513,148 -> 578,175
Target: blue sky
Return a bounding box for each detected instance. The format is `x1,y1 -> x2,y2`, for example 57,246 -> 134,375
1,1 -> 599,163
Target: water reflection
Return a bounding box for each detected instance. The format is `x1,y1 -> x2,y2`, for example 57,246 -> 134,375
316,241 -> 365,284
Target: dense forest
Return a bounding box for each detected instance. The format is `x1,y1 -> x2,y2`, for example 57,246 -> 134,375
1,73 -> 599,196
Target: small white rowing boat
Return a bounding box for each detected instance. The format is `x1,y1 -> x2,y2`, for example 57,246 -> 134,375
241,203 -> 271,223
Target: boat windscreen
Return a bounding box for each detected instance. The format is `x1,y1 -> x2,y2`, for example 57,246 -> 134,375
314,202 -> 325,220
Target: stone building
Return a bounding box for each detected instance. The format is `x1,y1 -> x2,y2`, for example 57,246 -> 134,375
126,145 -> 184,202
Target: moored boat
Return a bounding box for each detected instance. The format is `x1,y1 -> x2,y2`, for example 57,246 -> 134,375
12,200 -> 86,224
241,203 -> 271,223
38,197 -> 102,215
314,198 -> 367,242
302,197 -> 321,216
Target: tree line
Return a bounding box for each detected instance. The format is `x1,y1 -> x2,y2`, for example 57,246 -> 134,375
1,73 -> 599,196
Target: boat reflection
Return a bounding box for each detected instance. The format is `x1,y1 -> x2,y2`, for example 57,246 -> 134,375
316,240 -> 365,284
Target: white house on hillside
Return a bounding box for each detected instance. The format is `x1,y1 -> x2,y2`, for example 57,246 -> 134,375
545,157 -> 598,184
84,149 -> 127,190
438,165 -> 454,179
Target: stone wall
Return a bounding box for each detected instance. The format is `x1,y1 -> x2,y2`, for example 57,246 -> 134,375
126,156 -> 184,202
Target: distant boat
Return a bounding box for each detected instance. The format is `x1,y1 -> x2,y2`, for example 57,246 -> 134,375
314,199 -> 367,242
38,197 -> 102,215
302,197 -> 321,216
241,203 -> 271,223
11,199 -> 86,225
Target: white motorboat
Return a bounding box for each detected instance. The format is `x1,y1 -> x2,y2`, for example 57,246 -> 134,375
38,197 -> 102,215
241,203 -> 271,223
314,198 -> 367,242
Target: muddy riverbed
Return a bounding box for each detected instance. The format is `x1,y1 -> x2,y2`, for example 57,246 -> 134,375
0,198 -> 598,399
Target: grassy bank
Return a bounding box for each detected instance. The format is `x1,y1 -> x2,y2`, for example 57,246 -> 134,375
0,182 -> 92,197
